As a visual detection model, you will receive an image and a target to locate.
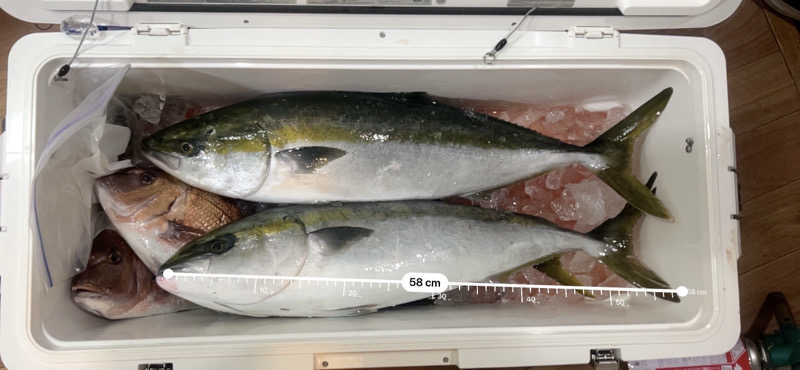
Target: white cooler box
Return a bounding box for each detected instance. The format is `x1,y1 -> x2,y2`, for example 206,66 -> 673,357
0,1 -> 742,369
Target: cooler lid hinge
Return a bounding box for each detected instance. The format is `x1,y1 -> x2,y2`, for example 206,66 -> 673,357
569,26 -> 619,39
135,23 -> 187,37
591,349 -> 622,370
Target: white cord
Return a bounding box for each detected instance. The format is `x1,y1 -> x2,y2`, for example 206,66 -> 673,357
504,7 -> 536,39
483,7 -> 536,65
56,0 -> 101,80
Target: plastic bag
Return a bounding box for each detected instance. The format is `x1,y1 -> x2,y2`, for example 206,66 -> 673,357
32,65 -> 132,287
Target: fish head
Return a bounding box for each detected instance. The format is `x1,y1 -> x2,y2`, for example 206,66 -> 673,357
71,230 -> 154,319
95,167 -> 184,223
141,111 -> 271,198
157,214 -> 309,306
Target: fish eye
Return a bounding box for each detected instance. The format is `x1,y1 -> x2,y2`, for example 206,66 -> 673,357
209,240 -> 227,254
206,127 -> 216,136
109,250 -> 122,265
181,142 -> 194,153
140,172 -> 155,185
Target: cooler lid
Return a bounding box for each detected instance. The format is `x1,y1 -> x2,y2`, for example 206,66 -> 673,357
3,0 -> 741,31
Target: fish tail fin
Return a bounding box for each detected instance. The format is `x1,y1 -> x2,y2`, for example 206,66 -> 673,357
589,172 -> 679,303
587,87 -> 673,220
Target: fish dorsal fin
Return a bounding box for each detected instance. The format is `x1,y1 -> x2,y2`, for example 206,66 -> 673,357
275,146 -> 347,174
308,226 -> 373,256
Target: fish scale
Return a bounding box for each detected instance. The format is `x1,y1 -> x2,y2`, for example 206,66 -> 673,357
182,189 -> 240,231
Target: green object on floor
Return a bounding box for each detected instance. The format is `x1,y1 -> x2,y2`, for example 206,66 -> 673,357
761,307 -> 800,368
745,292 -> 800,369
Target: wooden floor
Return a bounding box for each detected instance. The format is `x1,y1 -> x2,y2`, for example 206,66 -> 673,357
1,1 -> 799,369
704,0 -> 800,334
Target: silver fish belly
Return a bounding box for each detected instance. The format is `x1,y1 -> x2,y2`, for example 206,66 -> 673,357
255,141 -> 608,203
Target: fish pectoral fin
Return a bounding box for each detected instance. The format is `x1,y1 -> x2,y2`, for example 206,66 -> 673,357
161,221 -> 206,245
308,226 -> 374,255
275,146 -> 347,174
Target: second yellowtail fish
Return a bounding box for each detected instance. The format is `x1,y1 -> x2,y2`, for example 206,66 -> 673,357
158,187 -> 676,318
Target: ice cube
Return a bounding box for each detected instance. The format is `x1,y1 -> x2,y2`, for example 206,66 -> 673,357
600,181 -> 627,219
545,167 -> 565,190
544,109 -> 567,125
160,96 -> 200,126
559,177 -> 626,233
598,273 -> 632,288
132,94 -> 165,125
563,180 -> 606,232
562,251 -> 597,275
489,188 -> 511,209
452,164 -> 625,233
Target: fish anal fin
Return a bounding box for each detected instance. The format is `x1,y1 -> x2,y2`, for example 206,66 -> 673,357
487,252 -> 564,283
534,257 -> 595,298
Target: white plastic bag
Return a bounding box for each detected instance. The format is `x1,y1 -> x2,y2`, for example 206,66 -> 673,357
32,65 -> 132,287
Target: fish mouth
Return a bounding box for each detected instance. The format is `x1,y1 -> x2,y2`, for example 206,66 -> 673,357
71,283 -> 104,299
156,258 -> 211,296
144,150 -> 182,171
159,257 -> 211,277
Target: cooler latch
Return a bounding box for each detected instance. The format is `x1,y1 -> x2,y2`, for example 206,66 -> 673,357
591,349 -> 622,370
138,363 -> 173,370
569,26 -> 618,39
135,23 -> 186,37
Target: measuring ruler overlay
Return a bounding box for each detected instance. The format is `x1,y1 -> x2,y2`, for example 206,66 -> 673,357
163,270 -> 703,305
